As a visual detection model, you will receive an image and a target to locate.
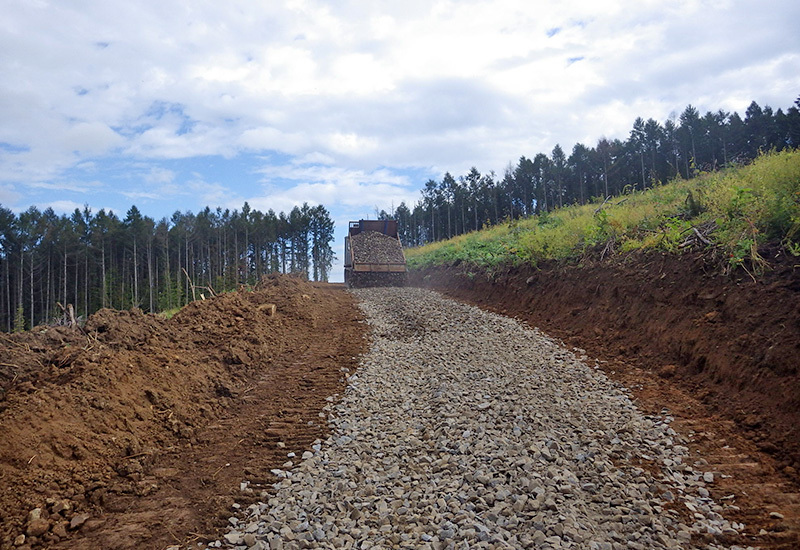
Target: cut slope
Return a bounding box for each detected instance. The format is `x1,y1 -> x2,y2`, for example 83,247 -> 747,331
0,274 -> 367,549
411,250 -> 800,471
410,250 -> 800,547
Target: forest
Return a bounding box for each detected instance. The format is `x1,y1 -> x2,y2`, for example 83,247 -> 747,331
1,97 -> 798,332
385,98 -> 800,247
0,202 -> 334,331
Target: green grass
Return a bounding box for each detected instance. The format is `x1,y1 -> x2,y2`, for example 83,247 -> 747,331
158,306 -> 183,319
406,149 -> 800,273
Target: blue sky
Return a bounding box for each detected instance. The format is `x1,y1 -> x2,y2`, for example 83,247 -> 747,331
2,0 -> 799,280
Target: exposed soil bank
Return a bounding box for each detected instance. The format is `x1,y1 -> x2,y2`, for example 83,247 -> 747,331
411,250 -> 800,472
0,275 -> 367,550
411,250 -> 800,547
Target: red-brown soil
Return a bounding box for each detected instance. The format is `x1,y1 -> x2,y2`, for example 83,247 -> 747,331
410,248 -> 800,549
0,274 -> 367,550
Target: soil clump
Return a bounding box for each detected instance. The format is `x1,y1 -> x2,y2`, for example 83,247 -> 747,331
410,248 -> 800,549
0,274 -> 367,549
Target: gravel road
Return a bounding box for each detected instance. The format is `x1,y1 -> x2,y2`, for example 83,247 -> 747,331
210,288 -> 749,550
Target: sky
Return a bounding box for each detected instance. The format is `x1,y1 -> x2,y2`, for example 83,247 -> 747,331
2,0 -> 799,281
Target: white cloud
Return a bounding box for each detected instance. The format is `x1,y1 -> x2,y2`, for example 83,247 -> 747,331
187,176 -> 240,208
36,200 -> 86,214
60,122 -> 123,155
144,166 -> 176,185
246,163 -> 418,215
0,184 -> 22,207
238,127 -> 309,155
294,152 -> 336,166
0,0 -> 797,222
28,179 -> 104,193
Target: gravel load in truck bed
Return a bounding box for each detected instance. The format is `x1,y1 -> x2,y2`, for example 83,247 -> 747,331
211,287 -> 748,550
351,231 -> 405,264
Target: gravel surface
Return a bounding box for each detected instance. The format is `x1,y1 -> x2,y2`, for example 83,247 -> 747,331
350,231 -> 405,264
209,288 -> 751,550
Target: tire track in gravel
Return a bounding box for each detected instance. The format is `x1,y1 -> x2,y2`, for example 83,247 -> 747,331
211,288 -> 752,550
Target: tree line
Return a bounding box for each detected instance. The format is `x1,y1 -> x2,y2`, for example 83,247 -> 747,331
383,97 -> 800,246
0,202 -> 335,331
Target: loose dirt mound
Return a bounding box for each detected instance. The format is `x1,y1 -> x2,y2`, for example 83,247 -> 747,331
0,274 -> 367,549
411,249 -> 800,548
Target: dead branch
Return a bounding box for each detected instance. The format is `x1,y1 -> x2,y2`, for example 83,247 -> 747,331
692,227 -> 713,246
182,268 -> 197,302
594,195 -> 612,215
182,268 -> 217,300
122,451 -> 152,460
600,239 -> 615,260
55,302 -> 88,335
0,333 -> 30,350
55,302 -> 74,326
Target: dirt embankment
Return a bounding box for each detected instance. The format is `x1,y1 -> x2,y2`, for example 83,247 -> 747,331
0,274 -> 367,550
410,249 -> 800,548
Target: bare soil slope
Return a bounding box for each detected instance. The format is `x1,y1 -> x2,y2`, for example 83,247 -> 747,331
411,249 -> 800,548
0,274 -> 367,549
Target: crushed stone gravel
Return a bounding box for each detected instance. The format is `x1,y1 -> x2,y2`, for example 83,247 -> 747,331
350,231 -> 405,264
208,287 -> 752,550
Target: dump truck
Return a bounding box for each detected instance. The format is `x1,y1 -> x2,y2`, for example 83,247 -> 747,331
344,220 -> 407,288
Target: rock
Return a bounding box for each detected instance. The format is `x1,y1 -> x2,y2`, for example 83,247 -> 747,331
26,518 -> 50,537
69,513 -> 90,530
13,534 -> 25,546
769,511 -> 785,520
52,500 -> 72,515
224,531 -> 243,545
52,522 -> 69,538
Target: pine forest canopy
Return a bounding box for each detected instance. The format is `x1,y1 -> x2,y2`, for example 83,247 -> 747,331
381,97 -> 800,248
0,202 -> 335,332
3,96 -> 799,332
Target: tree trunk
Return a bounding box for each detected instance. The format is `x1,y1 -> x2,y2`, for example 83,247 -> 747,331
133,237 -> 139,308
63,245 -> 67,313
84,246 -> 89,319
184,236 -> 189,305
640,153 -> 645,190
5,255 -> 10,332
164,234 -> 171,310
101,243 -> 107,309
74,249 -> 78,316
29,251 -> 34,329
46,254 -> 51,324
147,239 -> 153,312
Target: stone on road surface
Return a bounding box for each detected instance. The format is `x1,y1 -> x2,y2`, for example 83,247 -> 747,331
211,288 -> 749,550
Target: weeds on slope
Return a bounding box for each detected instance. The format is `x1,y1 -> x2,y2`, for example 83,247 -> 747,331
406,149 -> 800,275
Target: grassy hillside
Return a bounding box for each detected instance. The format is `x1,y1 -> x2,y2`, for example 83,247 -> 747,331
406,149 -> 800,275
